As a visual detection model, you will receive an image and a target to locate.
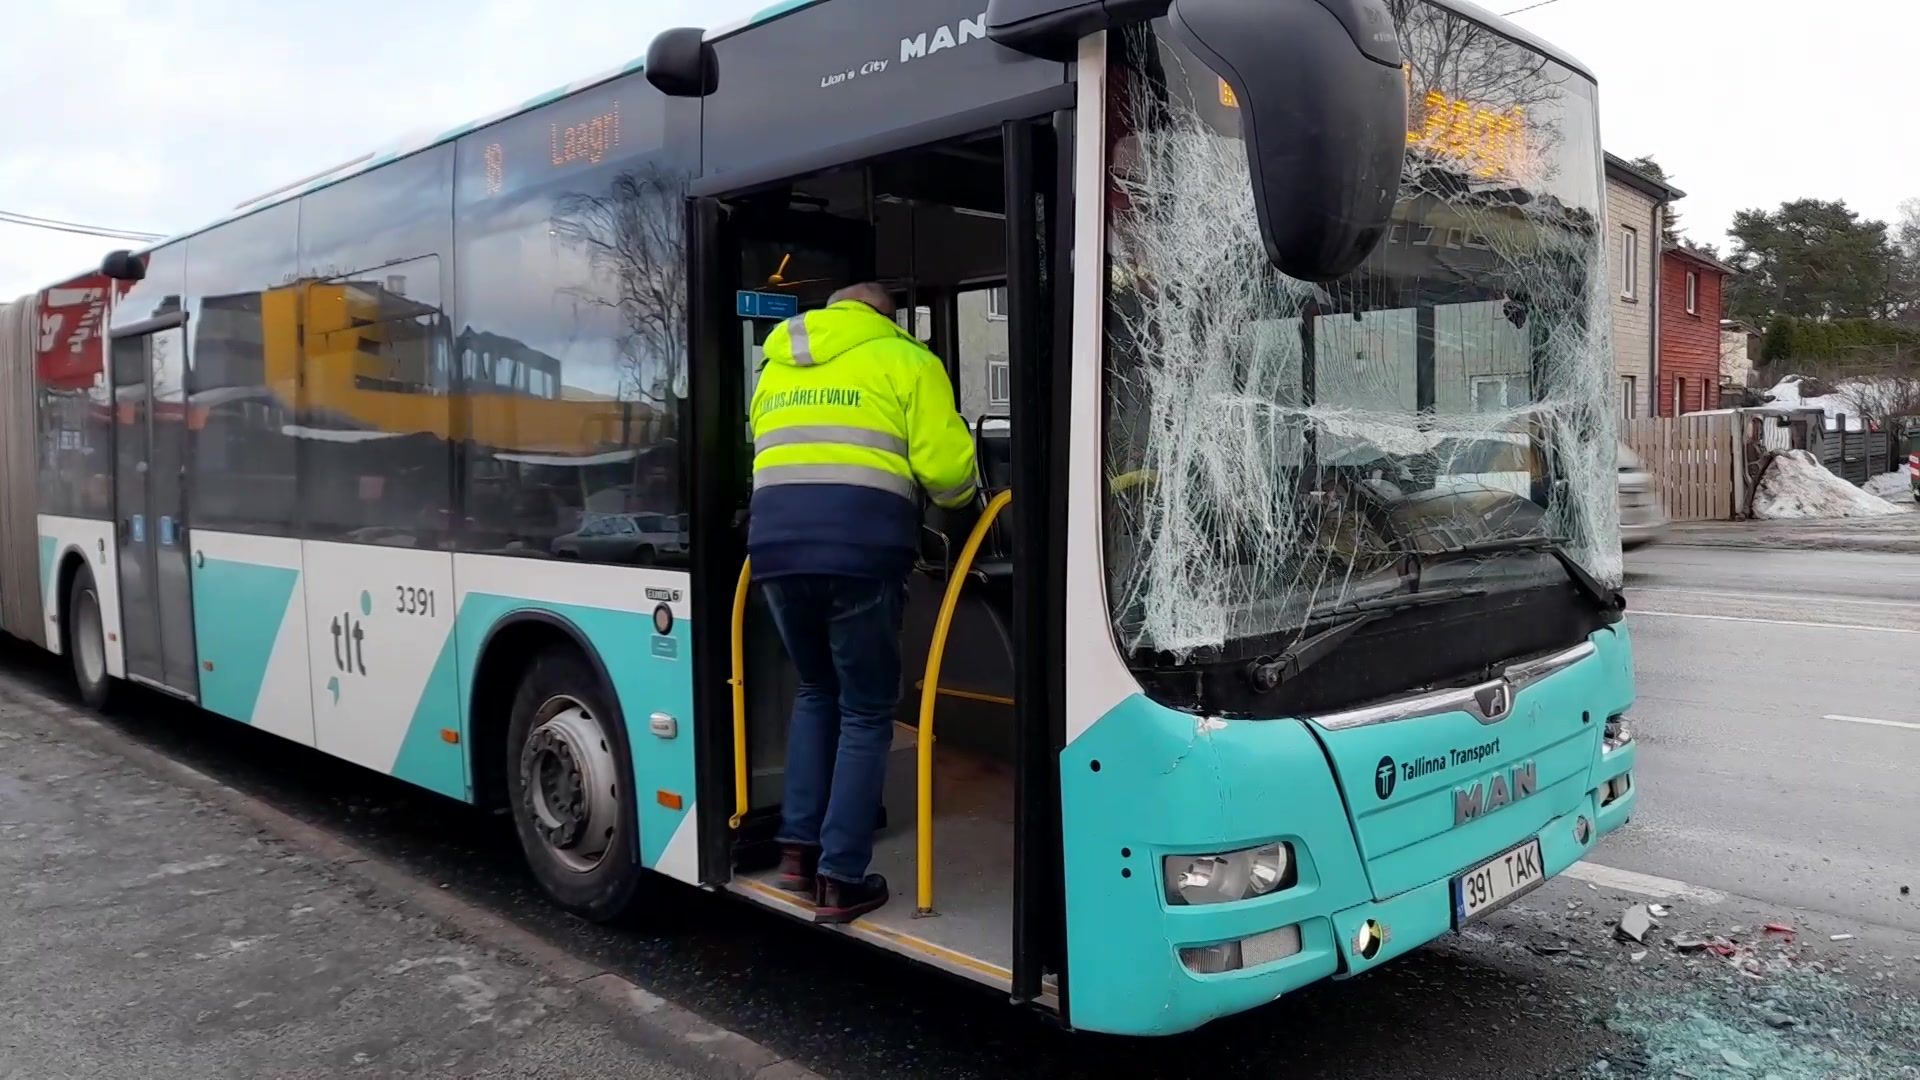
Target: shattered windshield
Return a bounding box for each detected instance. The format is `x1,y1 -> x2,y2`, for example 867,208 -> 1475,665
1103,4 -> 1619,663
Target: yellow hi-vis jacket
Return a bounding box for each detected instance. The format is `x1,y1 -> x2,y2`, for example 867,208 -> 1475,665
746,300 -> 979,579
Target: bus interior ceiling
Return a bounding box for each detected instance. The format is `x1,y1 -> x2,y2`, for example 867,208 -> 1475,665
731,133 -> 1023,984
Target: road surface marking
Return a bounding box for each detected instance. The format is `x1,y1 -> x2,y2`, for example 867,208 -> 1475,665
1632,587 -> 1920,611
1824,714 -> 1920,732
1563,861 -> 1725,903
1632,610 -> 1920,635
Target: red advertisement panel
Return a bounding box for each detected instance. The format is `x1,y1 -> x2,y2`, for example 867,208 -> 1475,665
35,271 -> 134,390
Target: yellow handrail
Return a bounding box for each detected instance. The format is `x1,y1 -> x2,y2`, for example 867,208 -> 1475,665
913,680 -> 1015,708
917,490 -> 1013,915
728,557 -> 751,829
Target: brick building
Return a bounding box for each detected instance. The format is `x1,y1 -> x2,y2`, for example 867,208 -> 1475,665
1657,245 -> 1738,415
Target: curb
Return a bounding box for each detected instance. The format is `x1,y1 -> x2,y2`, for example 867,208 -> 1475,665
0,673 -> 821,1080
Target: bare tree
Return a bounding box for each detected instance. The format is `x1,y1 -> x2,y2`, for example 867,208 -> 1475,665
1834,360 -> 1920,425
550,166 -> 689,408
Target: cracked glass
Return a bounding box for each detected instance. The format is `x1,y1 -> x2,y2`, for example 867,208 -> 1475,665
1103,6 -> 1617,670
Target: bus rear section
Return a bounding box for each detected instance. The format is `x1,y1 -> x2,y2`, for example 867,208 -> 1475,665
1050,6 -> 1638,1034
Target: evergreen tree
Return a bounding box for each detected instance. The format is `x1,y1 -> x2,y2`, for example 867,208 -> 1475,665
1629,155 -> 1682,246
1725,199 -> 1900,322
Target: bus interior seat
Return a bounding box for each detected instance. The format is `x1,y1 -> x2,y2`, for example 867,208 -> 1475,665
970,416 -> 1015,583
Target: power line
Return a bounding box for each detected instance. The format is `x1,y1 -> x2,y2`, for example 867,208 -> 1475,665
0,213 -> 164,242
0,209 -> 164,243
1501,0 -> 1568,14
0,208 -> 164,239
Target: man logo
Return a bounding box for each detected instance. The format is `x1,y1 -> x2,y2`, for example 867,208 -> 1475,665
1375,755 -> 1397,800
1454,760 -> 1539,825
900,11 -> 987,63
1474,680 -> 1513,722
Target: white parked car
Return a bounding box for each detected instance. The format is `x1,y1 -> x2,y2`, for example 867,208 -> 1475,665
1618,443 -> 1668,549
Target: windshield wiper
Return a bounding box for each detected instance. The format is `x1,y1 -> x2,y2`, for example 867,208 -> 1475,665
1247,586 -> 1487,693
1421,536 -> 1624,613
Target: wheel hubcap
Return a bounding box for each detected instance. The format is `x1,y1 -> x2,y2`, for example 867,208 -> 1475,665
76,589 -> 105,689
519,696 -> 620,873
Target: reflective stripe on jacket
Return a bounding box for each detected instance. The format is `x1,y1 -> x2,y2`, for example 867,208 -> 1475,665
747,300 -> 978,579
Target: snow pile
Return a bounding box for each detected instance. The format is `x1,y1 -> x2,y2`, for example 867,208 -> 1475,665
1752,451 -> 1903,519
1863,467 -> 1914,503
1765,376 -> 1867,431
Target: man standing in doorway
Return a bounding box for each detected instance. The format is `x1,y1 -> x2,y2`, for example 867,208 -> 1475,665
748,282 -> 979,924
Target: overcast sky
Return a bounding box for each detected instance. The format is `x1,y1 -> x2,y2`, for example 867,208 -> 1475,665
3,0 -> 1913,298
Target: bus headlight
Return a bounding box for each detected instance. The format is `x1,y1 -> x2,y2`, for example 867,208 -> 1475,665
1604,715 -> 1633,752
1164,842 -> 1294,906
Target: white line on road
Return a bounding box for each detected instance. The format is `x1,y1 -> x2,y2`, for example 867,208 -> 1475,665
1632,587 -> 1920,611
1824,714 -> 1920,732
1563,861 -> 1726,903
1632,610 -> 1920,635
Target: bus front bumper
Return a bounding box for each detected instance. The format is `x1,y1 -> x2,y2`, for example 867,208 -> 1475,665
1060,630 -> 1638,1036
1329,768 -> 1636,980
1104,776 -> 1639,1035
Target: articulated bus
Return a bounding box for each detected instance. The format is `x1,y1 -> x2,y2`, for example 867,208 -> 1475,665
0,0 -> 1637,1034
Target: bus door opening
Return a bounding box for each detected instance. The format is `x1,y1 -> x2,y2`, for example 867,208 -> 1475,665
716,129 -> 1034,991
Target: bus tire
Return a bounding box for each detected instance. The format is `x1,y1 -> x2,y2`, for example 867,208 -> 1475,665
66,567 -> 113,711
505,645 -> 644,922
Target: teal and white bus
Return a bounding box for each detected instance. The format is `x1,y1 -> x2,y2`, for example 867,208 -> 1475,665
0,0 -> 1639,1035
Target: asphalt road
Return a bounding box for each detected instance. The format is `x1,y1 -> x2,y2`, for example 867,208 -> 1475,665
1616,545 -> 1920,933
4,542 -> 1920,1078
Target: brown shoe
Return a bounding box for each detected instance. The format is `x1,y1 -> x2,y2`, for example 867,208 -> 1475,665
775,844 -> 819,897
814,873 -> 889,924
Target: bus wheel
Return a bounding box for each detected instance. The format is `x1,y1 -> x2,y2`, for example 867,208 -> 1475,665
505,646 -> 643,922
67,568 -> 113,710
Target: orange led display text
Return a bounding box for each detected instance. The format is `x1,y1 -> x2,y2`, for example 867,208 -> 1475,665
550,101 -> 621,167
1406,89 -> 1527,179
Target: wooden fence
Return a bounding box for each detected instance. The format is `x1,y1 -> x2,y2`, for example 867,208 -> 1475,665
1623,414 -> 1738,521
1816,422 -> 1897,485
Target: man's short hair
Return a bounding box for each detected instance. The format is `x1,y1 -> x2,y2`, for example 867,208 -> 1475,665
829,282 -> 895,315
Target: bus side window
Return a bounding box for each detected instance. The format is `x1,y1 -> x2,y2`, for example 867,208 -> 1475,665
295,143 -> 455,546
450,69 -> 691,564
184,203 -> 300,535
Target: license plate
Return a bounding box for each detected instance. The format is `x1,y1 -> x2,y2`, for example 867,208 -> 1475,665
1453,839 -> 1544,923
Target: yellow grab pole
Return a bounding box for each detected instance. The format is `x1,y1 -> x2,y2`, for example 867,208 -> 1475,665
913,681 -> 1015,708
728,558 -> 751,829
917,490 -> 1013,915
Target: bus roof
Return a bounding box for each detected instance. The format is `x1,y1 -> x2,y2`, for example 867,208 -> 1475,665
78,0 -> 1589,278
1424,0 -> 1596,82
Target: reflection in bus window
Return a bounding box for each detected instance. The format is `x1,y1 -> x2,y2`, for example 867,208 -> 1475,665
452,72 -> 689,565
294,143 -> 456,547
183,209 -> 304,536
296,257 -> 453,545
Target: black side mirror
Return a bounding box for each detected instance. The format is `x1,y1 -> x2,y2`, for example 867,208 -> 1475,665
645,27 -> 718,98
101,249 -> 147,282
1167,0 -> 1407,281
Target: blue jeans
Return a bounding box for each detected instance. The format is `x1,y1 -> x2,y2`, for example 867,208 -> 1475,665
763,574 -> 906,883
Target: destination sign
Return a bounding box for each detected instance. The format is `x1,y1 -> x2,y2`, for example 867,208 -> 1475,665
458,73 -> 668,205
1406,87 -> 1530,181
